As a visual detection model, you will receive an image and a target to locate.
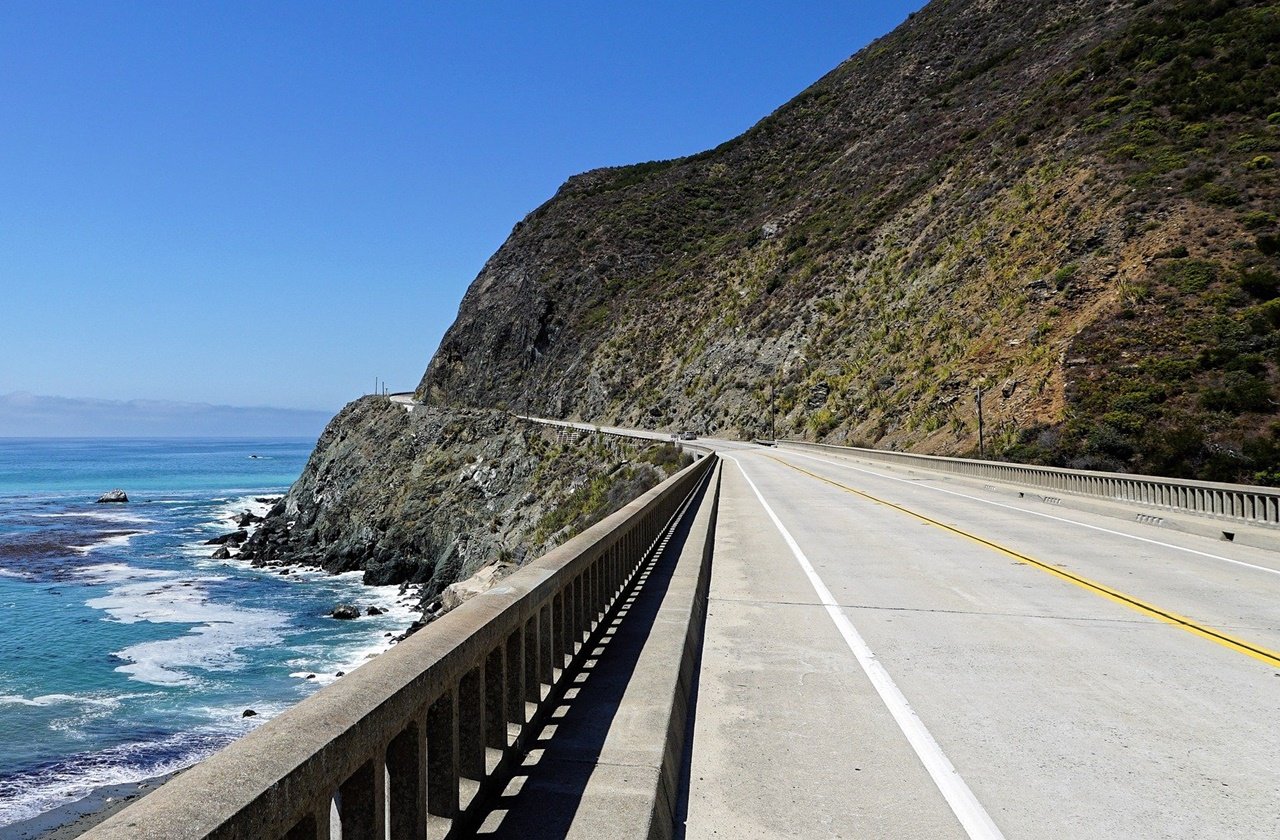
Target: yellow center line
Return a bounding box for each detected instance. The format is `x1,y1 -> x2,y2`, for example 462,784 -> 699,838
767,455 -> 1280,670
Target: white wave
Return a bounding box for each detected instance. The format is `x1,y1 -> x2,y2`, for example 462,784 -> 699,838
30,511 -> 155,525
99,600 -> 287,686
0,731 -> 228,828
207,494 -> 277,529
69,530 -> 150,555
79,565 -> 288,687
73,563 -> 171,585
0,693 -> 124,709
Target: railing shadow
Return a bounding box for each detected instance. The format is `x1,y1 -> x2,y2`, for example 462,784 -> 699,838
461,475 -> 711,838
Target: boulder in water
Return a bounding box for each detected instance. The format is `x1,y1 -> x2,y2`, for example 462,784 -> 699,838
366,605 -> 384,616
96,490 -> 128,504
211,546 -> 231,560
241,709 -> 257,718
331,604 -> 361,620
205,530 -> 248,546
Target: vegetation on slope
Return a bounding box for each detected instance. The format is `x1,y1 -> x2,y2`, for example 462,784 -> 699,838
420,0 -> 1280,483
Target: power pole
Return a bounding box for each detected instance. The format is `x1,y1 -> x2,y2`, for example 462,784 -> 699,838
976,383 -> 986,459
770,382 -> 777,441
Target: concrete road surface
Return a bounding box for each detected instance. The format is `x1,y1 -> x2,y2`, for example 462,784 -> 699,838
680,439 -> 1280,840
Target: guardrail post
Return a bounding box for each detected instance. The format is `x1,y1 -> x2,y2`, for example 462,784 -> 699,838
426,689 -> 460,823
484,645 -> 507,753
539,603 -> 555,688
505,627 -> 526,726
338,757 -> 386,840
458,666 -> 486,784
386,720 -> 426,840
576,571 -> 590,646
523,615 -> 540,705
284,797 -> 333,840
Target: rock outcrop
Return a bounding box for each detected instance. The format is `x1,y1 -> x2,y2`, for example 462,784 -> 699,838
96,490 -> 128,504
239,399 -> 689,599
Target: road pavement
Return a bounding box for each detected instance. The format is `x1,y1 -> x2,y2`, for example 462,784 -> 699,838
680,439 -> 1280,839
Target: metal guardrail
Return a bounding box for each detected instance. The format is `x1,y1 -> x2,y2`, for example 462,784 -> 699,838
83,453 -> 717,840
780,440 -> 1280,530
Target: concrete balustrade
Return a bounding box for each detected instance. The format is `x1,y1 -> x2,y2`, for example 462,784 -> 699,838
780,440 -> 1280,529
81,453 -> 716,840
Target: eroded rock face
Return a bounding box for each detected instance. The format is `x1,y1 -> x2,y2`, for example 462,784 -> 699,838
411,0 -> 1280,481
239,398 -> 680,602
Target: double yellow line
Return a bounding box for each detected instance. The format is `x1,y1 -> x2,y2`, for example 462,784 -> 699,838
770,456 -> 1280,669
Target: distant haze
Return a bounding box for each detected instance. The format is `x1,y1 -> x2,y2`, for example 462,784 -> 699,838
0,392 -> 334,438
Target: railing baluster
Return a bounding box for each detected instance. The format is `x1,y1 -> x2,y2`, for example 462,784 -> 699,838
539,603 -> 554,689
505,627 -> 526,726
426,689 -> 459,823
484,645 -> 507,753
457,666 -> 486,784
337,758 -> 385,840
386,720 -> 426,840
523,615 -> 540,705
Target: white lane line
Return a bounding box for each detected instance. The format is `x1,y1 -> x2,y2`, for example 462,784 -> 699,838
724,454 -> 1005,840
784,449 -> 1280,579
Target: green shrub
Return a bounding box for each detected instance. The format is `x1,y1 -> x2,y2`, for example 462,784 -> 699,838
1200,372 -> 1273,413
1240,210 -> 1278,230
1240,268 -> 1280,300
1157,259 -> 1219,293
1201,183 -> 1242,205
1247,155 -> 1275,170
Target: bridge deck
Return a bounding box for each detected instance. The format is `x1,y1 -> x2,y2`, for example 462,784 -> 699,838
680,442 -> 1280,839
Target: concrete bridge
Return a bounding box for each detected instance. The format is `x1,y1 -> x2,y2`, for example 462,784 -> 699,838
81,418 -> 1280,839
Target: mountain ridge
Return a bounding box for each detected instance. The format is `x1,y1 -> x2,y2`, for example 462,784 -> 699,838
418,0 -> 1280,483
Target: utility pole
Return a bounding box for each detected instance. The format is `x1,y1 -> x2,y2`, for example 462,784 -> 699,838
770,382 -> 777,441
976,383 -> 986,459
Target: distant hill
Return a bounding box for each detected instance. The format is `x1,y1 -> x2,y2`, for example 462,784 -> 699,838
0,392 -> 332,438
419,0 -> 1280,483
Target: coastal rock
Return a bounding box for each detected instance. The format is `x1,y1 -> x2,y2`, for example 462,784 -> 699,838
96,490 -> 128,504
236,511 -> 264,528
236,399 -> 682,615
440,562 -> 515,612
365,605 -> 384,616
206,530 -> 248,546
331,604 -> 361,620
211,546 -> 231,560
241,709 -> 257,718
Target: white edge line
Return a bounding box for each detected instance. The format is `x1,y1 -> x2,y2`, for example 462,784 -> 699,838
724,454 -> 1006,840
785,449 -> 1280,579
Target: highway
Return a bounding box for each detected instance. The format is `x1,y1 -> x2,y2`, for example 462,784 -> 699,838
681,439 -> 1280,839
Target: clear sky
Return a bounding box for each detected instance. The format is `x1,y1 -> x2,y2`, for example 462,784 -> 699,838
1,1 -> 926,413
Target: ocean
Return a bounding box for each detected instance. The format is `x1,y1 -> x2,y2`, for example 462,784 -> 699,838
0,438 -> 418,831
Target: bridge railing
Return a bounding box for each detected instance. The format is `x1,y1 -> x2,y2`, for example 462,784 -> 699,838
780,440 -> 1280,530
83,453 -> 717,840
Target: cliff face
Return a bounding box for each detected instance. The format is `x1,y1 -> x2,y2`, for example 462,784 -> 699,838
240,398 -> 688,592
419,0 -> 1280,482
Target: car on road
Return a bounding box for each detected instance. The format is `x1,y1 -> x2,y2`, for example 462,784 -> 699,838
679,430 -> 698,440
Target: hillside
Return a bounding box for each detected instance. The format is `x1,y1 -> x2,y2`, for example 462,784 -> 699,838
419,0 -> 1280,483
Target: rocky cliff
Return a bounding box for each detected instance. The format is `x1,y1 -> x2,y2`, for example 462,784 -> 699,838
240,398 -> 689,595
249,0 -> 1280,602
419,0 -> 1280,483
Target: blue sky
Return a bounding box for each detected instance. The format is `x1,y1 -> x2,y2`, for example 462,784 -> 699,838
1,1 -> 925,415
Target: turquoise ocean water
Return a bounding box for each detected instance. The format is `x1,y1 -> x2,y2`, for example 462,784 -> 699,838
0,438 -> 418,829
